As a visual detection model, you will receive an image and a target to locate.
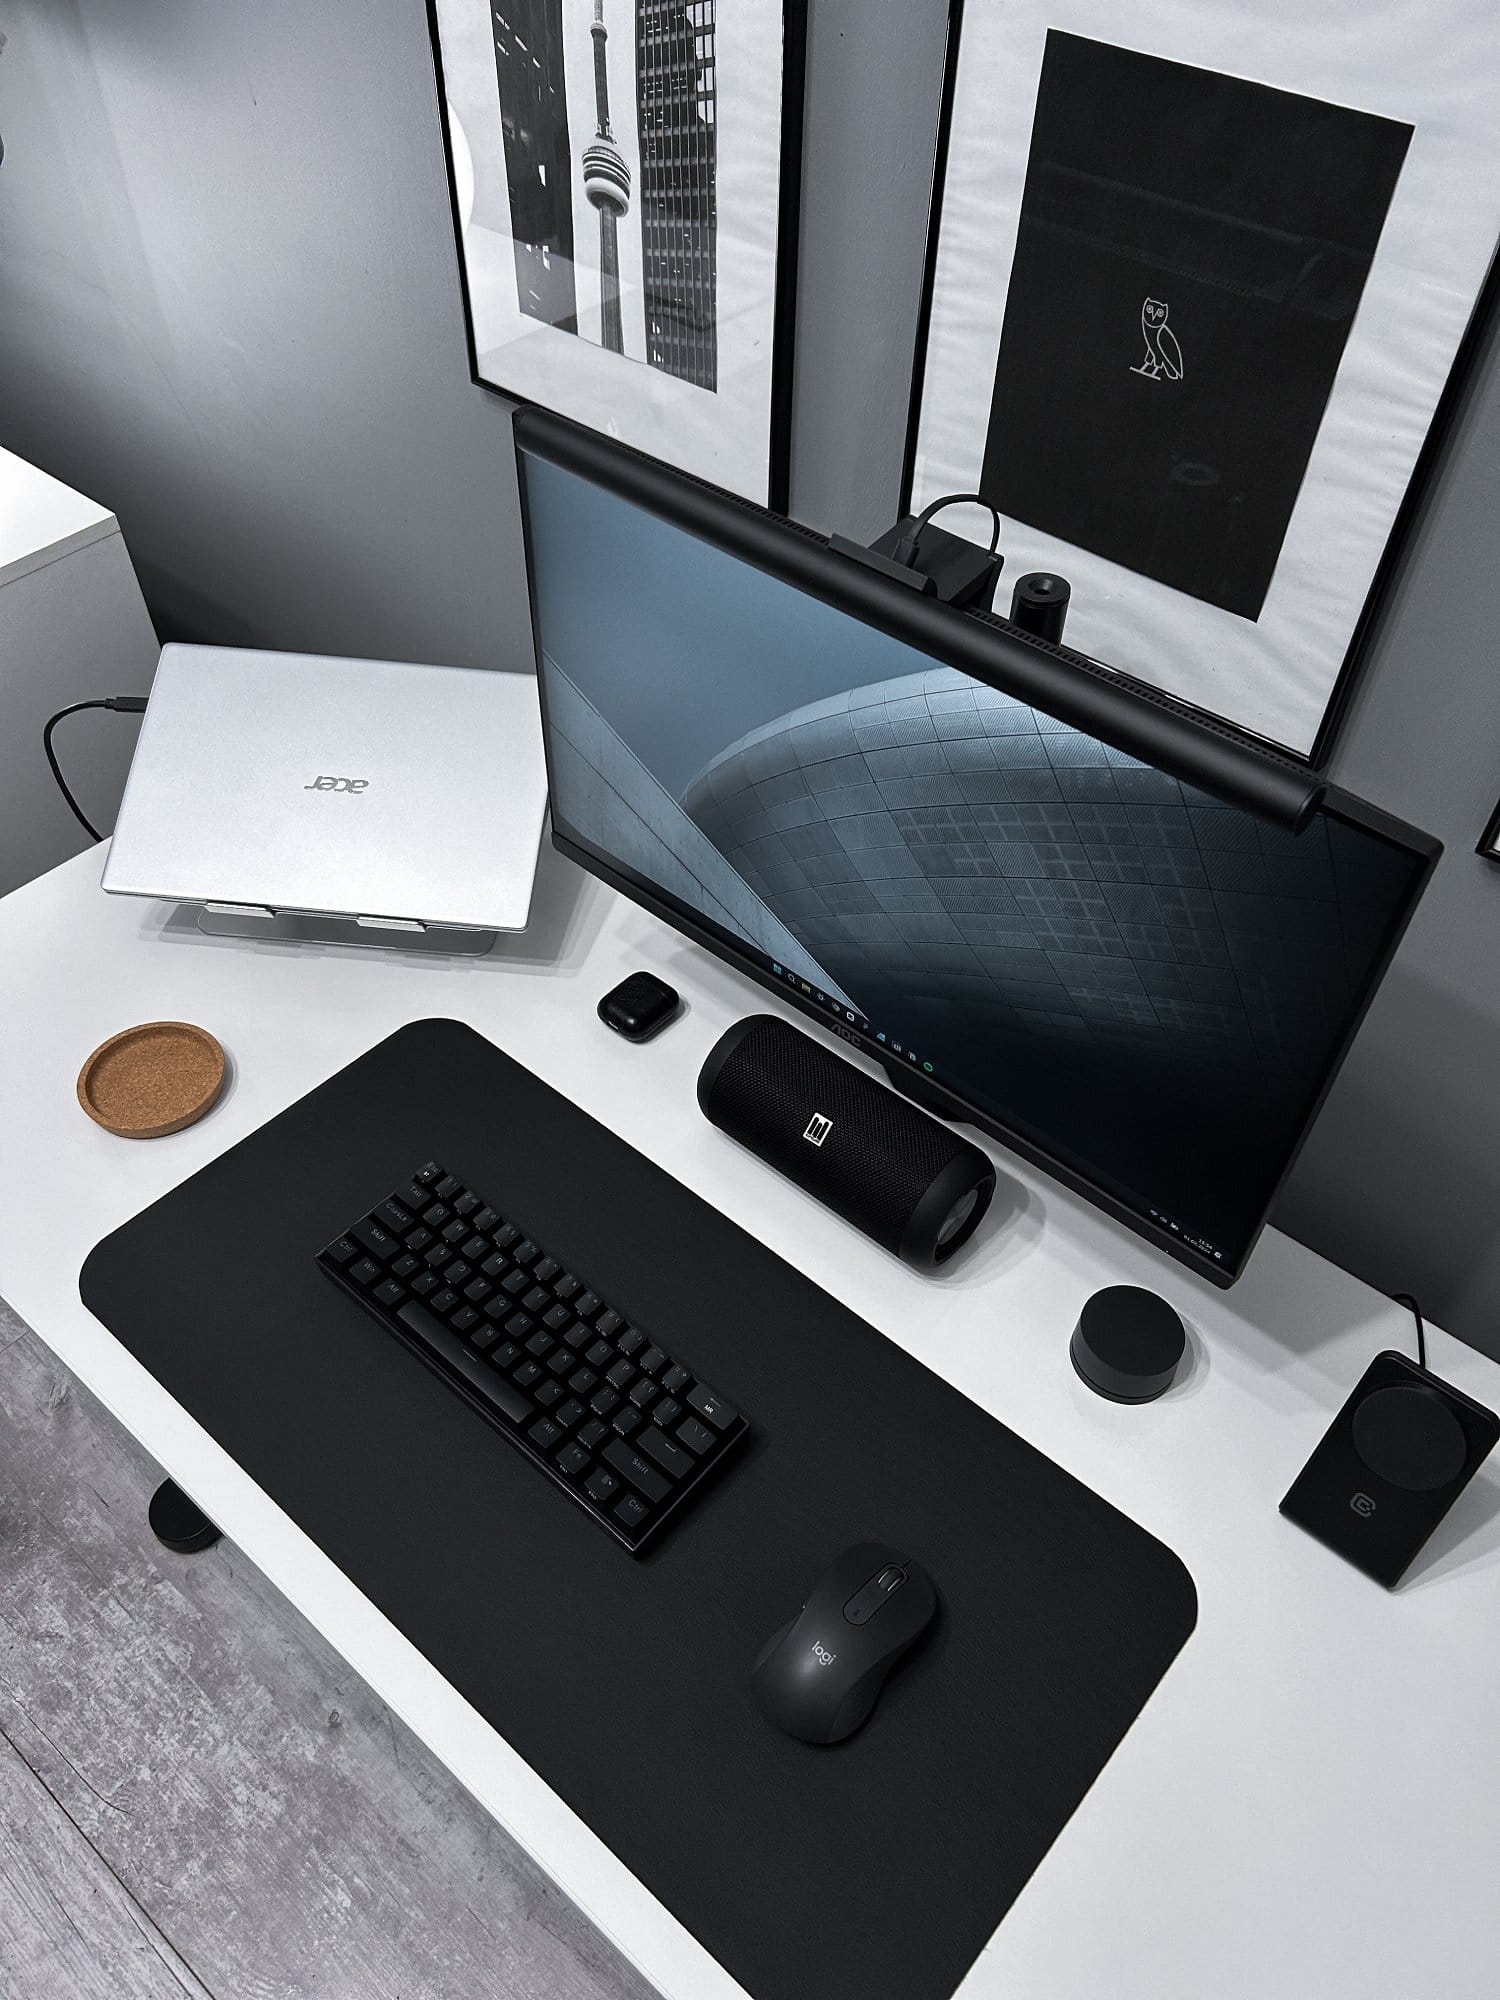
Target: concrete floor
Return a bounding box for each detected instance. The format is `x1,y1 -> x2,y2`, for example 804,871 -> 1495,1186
0,1295 -> 655,2000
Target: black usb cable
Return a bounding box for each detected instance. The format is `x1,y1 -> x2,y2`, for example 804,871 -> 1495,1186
43,695 -> 149,843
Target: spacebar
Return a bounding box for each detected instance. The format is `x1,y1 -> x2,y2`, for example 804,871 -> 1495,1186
396,1301 -> 533,1424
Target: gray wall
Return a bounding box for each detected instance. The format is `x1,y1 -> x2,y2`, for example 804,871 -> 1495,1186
1,0 -> 1496,1355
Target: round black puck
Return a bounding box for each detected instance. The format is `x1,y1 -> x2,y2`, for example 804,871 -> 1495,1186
1070,1286 -> 1186,1404
148,1478 -> 222,1554
1351,1384 -> 1468,1492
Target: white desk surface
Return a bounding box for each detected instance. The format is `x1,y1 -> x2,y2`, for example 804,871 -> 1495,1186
0,445 -> 115,587
3,845 -> 1498,2000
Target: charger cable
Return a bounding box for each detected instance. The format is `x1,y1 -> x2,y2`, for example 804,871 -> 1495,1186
43,695 -> 148,843
1392,1291 -> 1427,1371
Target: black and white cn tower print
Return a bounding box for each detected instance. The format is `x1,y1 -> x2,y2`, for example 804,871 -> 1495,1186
486,0 -> 717,384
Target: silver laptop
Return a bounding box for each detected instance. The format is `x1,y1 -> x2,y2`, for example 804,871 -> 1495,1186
102,645 -> 548,939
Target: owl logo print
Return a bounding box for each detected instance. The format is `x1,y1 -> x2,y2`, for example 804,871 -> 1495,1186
1131,297 -> 1184,382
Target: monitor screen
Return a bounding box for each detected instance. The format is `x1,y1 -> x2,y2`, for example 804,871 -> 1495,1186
518,433 -> 1435,1283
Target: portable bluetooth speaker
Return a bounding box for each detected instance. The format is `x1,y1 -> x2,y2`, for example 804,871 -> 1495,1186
696,1015 -> 996,1268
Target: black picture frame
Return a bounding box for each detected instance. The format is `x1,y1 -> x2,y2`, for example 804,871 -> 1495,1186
1476,797 -> 1500,863
903,0 -> 1500,769
424,0 -> 805,514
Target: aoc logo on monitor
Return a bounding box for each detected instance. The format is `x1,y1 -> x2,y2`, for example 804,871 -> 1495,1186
303,776 -> 369,793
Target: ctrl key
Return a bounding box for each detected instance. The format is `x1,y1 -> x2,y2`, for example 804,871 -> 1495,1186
613,1493 -> 651,1536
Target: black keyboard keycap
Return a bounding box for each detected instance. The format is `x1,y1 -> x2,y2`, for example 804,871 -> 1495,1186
677,1416 -> 716,1456
687,1383 -> 738,1432
396,1300 -> 532,1425
638,1426 -> 693,1481
323,1162 -> 748,1552
603,1439 -> 670,1505
352,1217 -> 402,1262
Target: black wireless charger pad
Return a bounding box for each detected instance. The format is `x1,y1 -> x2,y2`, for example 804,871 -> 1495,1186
81,1019 -> 1197,2000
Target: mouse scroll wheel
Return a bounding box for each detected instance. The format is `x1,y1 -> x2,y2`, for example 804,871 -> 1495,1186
843,1566 -> 907,1624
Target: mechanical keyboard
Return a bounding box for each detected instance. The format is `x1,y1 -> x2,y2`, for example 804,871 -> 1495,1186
317,1160 -> 748,1551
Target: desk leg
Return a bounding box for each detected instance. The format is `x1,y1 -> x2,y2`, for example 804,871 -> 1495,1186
148,1478 -> 222,1554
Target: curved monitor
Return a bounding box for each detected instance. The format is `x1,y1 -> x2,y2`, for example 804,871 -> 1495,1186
515,414 -> 1438,1285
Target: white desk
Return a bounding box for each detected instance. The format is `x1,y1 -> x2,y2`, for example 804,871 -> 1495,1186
3,845 -> 1499,2000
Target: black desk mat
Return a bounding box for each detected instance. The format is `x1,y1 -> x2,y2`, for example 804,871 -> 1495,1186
81,1019 -> 1196,2000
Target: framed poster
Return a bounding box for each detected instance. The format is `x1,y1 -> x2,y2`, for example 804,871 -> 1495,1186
905,1 -> 1500,761
426,0 -> 804,511
428,0 -> 804,512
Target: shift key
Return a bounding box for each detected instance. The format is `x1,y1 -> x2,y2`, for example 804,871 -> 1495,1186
602,1438 -> 670,1505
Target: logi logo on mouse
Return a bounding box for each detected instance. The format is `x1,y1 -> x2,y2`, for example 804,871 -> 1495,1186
811,1640 -> 837,1667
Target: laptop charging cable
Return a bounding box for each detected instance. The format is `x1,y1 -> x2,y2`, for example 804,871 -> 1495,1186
43,694 -> 149,843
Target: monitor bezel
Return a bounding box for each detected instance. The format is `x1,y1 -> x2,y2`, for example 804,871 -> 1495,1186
514,413 -> 1441,1287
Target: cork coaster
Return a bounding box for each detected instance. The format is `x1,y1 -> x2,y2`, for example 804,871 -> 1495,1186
77,1023 -> 226,1139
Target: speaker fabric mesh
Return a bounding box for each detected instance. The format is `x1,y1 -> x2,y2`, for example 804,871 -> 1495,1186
699,1016 -> 993,1260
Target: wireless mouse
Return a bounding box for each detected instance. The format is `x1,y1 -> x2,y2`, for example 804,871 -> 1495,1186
751,1542 -> 937,1745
